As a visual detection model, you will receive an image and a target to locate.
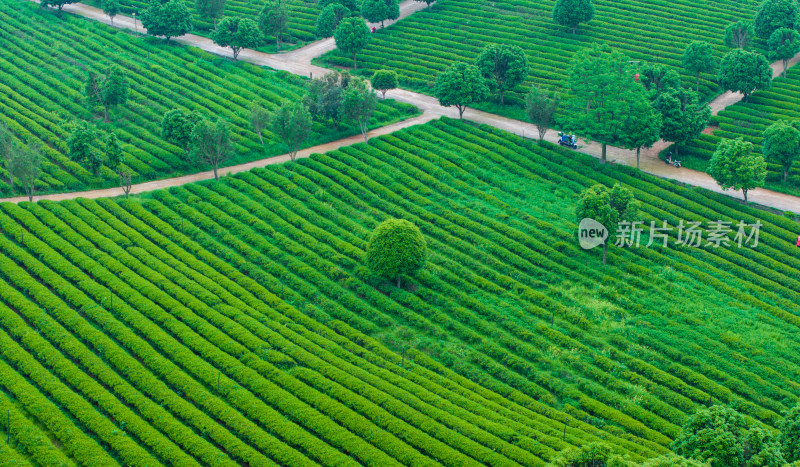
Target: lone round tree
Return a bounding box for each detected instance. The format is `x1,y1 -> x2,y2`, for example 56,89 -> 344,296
141,0 -> 193,41
754,0 -> 800,39
334,17 -> 370,71
767,28 -> 800,77
762,120 -> 800,182
717,49 -> 772,101
365,219 -> 427,287
371,69 -> 398,98
476,44 -> 528,105
552,0 -> 594,33
434,62 -> 489,119
708,137 -> 767,201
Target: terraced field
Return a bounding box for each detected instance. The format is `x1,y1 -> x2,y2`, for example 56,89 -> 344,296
320,0 -> 760,108
1,117 -> 799,464
86,0 -> 321,42
0,1 -> 416,195
683,66 -> 800,195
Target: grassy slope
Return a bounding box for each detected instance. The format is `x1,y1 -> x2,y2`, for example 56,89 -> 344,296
1,117 -> 799,465
0,0 -> 417,196
682,66 -> 800,199
318,0 -> 760,115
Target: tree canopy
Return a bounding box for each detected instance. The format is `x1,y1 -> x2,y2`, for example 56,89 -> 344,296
682,41 -> 717,92
476,44 -> 528,105
652,88 -> 710,156
552,0 -> 595,33
575,183 -> 636,265
212,16 -> 262,59
365,219 -> 427,287
639,64 -> 681,95
259,0 -> 289,50
767,27 -> 800,77
563,44 -> 650,163
717,49 -> 772,100
271,101 -> 312,161
196,0 -> 226,28
361,0 -> 398,27
725,20 -> 754,49
342,77 -> 377,142
708,138 -> 767,201
754,0 -> 800,39
619,97 -> 662,169
762,120 -> 800,182
334,17 -> 371,70
11,143 -> 42,202
140,0 -> 193,41
85,66 -> 129,122
249,103 -> 271,146
434,62 -> 489,119
67,121 -> 103,176
190,119 -> 234,180
525,86 -> 558,143
40,0 -> 80,12
316,3 -> 350,38
781,405 -> 800,462
102,0 -> 121,24
162,108 -> 204,157
370,69 -> 398,98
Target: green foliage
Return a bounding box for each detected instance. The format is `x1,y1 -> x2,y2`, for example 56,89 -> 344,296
162,109 -> 203,157
270,101 -> 312,161
639,64 -> 681,95
724,20 -> 754,49
140,0 -> 193,41
361,0 -> 396,26
717,49 -> 772,100
619,97 -> 661,169
318,0 -> 357,13
315,3 -> 349,38
341,77 -> 377,142
653,88 -> 710,156
365,219 -> 427,286
334,17 -> 370,70
67,121 -> 103,176
640,454 -> 709,467
762,120 -> 800,182
85,66 -> 129,122
249,103 -> 271,146
575,183 -> 636,264
525,85 -> 558,142
563,44 -> 649,162
10,143 -> 42,201
102,0 -> 121,21
673,405 -> 785,467
195,0 -> 225,25
780,405 -> 800,462
682,41 -> 717,92
303,72 -> 348,125
767,28 -> 800,77
548,443 -> 629,466
40,0 -> 79,11
475,44 -> 528,105
105,132 -> 124,172
212,16 -> 262,59
552,0 -> 595,33
754,0 -> 800,38
708,138 -> 767,201
190,119 -> 234,179
434,62 -> 489,119
259,0 -> 289,49
370,69 -> 398,98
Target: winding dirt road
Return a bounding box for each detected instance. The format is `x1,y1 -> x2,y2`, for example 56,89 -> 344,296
13,0 -> 800,213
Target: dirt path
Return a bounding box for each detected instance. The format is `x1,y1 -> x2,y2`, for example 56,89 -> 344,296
15,0 -> 800,213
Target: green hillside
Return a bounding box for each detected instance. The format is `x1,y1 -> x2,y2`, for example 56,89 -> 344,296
1,117 -> 799,464
320,0 -> 760,111
0,1 -> 416,196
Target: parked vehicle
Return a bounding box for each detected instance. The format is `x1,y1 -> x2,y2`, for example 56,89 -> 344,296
665,152 -> 682,168
558,132 -> 578,149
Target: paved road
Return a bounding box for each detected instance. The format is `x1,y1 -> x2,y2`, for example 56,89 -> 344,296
14,0 -> 800,213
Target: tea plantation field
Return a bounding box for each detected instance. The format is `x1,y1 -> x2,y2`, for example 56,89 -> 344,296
321,0 -> 760,108
1,117 -> 799,464
0,1 -> 416,195
683,66 -> 800,195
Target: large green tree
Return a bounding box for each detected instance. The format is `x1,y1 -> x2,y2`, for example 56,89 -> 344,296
725,20 -> 754,49
476,44 -> 528,105
196,0 -> 225,28
708,138 -> 768,202
40,0 -> 79,12
271,101 -> 312,161
620,97 -> 662,170
361,0 -> 398,27
11,143 -> 42,202
434,62 -> 489,119
162,108 -> 204,158
575,183 -> 636,265
563,44 -> 649,163
370,69 -> 398,98
717,49 -> 772,101
525,86 -> 558,143
768,27 -> 800,77
190,119 -> 233,180
141,0 -> 193,41
365,219 -> 427,288
762,120 -> 800,182
334,17 -> 370,70
259,0 -> 289,50
754,0 -> 800,39
639,63 -> 681,95
673,405 -> 785,466
102,0 -> 120,25
342,77 -> 377,142
67,121 -> 103,176
652,88 -> 710,157
552,0 -> 594,34
212,16 -> 262,59
85,66 -> 129,122
315,3 -> 349,38
682,41 -> 717,92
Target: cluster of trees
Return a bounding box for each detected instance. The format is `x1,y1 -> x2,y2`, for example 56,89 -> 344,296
434,44 -> 528,117
67,121 -> 133,196
550,404 -> 800,466
160,108 -> 234,179
0,123 -> 43,202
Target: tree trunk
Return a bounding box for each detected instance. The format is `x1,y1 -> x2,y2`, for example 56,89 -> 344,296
397,276 -> 401,288
213,164 -> 219,180
743,189 -> 748,201
636,147 -> 640,170
381,90 -> 387,98
381,20 -> 384,28
276,37 -> 280,51
361,120 -> 369,142
673,145 -> 679,157
233,48 -> 239,60
784,60 -> 788,78
103,106 -> 109,123
457,105 -> 465,119
785,166 -> 789,183
257,131 -> 264,146
601,143 -> 607,163
499,90 -> 504,105
602,242 -> 607,265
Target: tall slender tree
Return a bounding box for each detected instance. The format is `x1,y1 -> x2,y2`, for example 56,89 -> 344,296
334,17 -> 370,70
190,119 -> 234,180
85,66 -> 129,122
552,0 -> 594,33
682,41 -> 716,92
